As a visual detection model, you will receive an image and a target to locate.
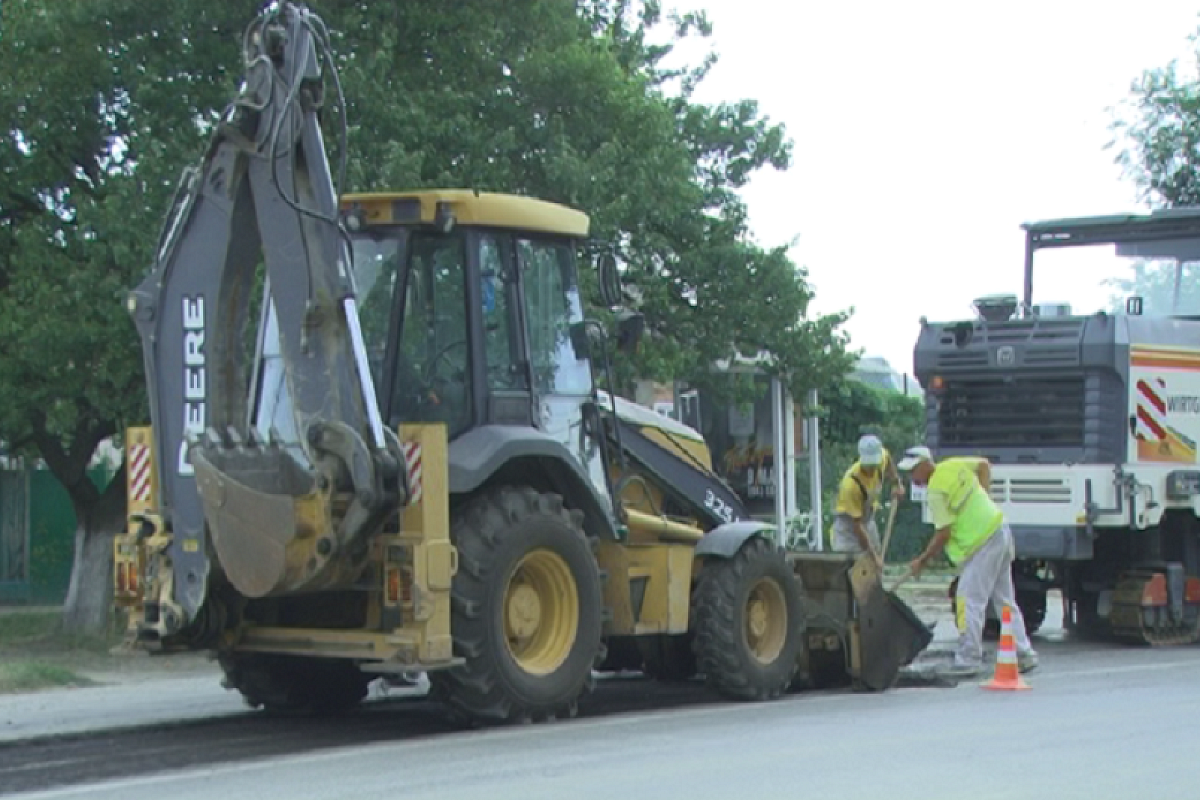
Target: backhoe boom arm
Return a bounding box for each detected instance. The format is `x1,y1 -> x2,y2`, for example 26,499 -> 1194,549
127,3 -> 403,627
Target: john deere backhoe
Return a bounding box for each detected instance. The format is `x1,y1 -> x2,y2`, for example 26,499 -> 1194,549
113,3 -> 929,724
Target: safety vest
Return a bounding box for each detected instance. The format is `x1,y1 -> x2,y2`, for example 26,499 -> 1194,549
928,459 -> 1002,565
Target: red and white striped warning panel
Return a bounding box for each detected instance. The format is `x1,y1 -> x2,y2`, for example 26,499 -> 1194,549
1136,378 -> 1168,441
129,442 -> 153,504
402,441 -> 423,505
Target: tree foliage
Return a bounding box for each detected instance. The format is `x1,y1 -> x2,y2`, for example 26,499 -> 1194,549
819,379 -> 924,451
330,0 -> 854,397
1,0 -> 853,630
795,380 -> 927,559
1111,30 -> 1200,207
1108,33 -> 1200,313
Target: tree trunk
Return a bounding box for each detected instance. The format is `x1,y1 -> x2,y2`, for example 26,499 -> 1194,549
62,467 -> 126,636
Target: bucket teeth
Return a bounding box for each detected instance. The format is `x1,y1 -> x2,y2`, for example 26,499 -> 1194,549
204,428 -> 223,449
199,426 -> 281,454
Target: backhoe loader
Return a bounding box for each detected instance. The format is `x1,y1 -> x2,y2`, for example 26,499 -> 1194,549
113,2 -> 930,724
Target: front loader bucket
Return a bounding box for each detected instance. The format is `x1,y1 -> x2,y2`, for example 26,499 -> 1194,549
848,557 -> 934,691
790,552 -> 933,692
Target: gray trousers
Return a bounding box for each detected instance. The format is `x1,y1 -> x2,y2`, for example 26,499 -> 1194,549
831,514 -> 880,554
954,522 -> 1035,667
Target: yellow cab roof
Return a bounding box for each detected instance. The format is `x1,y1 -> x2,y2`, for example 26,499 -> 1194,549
341,189 -> 589,238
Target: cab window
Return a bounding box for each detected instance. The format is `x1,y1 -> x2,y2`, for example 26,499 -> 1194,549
518,238 -> 592,397
389,232 -> 471,436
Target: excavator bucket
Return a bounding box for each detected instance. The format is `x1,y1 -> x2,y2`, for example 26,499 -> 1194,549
190,442 -> 337,599
790,552 -> 933,691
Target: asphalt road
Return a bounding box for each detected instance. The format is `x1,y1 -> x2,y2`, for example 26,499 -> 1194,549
6,627 -> 1200,800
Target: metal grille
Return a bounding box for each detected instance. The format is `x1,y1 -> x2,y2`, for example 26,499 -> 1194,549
937,377 -> 1086,448
936,318 -> 1085,347
990,477 -> 1072,505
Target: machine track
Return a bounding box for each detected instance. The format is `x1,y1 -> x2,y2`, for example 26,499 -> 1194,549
1107,571 -> 1200,646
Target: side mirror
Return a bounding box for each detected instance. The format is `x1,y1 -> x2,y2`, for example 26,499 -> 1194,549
615,310 -> 645,354
597,253 -> 621,309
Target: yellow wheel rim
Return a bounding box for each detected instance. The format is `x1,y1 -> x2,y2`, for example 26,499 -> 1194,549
745,577 -> 788,665
503,549 -> 579,676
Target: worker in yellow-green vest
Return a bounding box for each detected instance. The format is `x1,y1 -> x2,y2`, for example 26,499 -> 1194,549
897,446 -> 1039,678
830,434 -> 905,569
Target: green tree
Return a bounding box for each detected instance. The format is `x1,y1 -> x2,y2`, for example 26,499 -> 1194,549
1111,30 -> 1200,207
1,0 -> 852,633
1105,42 -> 1200,320
1,0 -> 263,632
331,0 -> 854,399
795,378 -> 926,558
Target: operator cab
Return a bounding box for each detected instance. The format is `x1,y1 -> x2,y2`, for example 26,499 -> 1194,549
1018,208 -> 1200,322
251,190 -> 614,495
338,191 -> 595,439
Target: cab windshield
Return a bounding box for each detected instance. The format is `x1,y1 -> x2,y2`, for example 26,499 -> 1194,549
350,227 -> 471,435
347,226 -> 594,440
1031,245 -> 1200,318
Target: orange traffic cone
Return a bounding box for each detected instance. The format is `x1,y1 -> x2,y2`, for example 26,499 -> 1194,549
982,604 -> 1030,691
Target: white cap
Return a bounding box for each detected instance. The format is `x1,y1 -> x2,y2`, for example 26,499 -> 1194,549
896,445 -> 934,471
857,434 -> 884,466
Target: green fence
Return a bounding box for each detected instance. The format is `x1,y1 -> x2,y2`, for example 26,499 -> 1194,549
0,465 -> 114,606
0,469 -> 29,603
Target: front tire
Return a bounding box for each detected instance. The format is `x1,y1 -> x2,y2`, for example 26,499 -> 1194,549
429,486 -> 603,725
692,537 -> 804,701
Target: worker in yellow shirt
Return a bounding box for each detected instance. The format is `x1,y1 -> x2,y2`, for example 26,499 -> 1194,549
898,446 -> 1038,678
830,434 -> 905,568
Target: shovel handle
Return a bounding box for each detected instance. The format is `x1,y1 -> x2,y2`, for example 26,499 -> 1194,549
879,498 -> 900,563
889,566 -> 916,593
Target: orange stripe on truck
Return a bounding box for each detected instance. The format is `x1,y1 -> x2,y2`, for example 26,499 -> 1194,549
1131,356 -> 1200,370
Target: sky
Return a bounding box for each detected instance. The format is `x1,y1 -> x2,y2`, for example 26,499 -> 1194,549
667,0 -> 1200,379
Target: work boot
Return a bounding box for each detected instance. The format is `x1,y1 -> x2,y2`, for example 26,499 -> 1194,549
1018,651 -> 1039,674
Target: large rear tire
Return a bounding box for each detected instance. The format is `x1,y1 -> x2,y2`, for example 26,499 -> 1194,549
692,537 -> 803,701
218,653 -> 372,715
429,486 -> 603,725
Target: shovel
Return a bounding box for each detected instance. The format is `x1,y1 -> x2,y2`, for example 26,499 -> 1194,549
847,499 -> 935,689
852,497 -> 898,585
879,495 -> 899,564
888,566 -> 917,593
